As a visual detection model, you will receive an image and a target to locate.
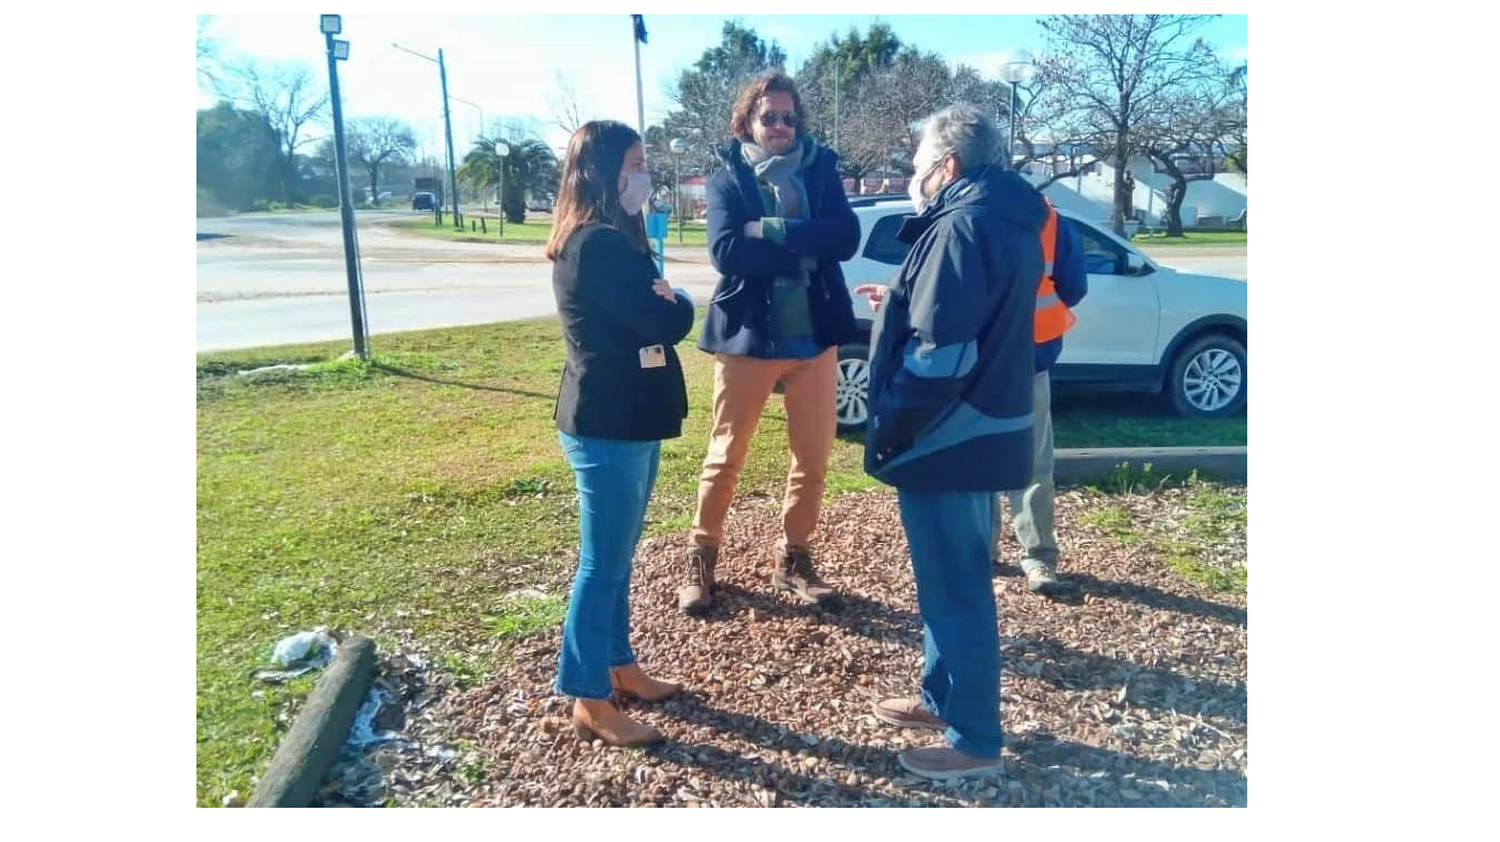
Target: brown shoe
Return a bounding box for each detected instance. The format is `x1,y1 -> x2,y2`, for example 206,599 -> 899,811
572,698 -> 664,748
677,545 -> 717,615
610,663 -> 681,703
872,696 -> 946,731
897,743 -> 1004,781
772,545 -> 840,607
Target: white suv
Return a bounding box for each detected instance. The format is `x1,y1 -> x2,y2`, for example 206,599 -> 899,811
832,197 -> 1247,431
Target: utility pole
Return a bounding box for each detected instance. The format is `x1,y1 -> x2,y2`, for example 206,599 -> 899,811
438,49 -> 460,229
321,16 -> 367,360
393,42 -> 462,229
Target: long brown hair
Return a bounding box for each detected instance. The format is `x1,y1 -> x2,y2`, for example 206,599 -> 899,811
729,71 -> 806,142
545,120 -> 653,261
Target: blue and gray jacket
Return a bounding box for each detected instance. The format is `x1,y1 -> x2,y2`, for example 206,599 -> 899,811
865,167 -> 1049,492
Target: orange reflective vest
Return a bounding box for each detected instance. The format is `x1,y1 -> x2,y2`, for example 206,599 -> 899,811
1036,199 -> 1077,343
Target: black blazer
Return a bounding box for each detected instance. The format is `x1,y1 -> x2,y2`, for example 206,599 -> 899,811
551,223 -> 695,441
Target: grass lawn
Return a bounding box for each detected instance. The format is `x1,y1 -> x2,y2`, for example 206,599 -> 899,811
390,215 -> 710,247
196,314 -> 1245,805
1051,391 -> 1246,448
1131,230 -> 1247,246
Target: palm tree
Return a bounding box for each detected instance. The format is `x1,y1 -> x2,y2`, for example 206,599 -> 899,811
457,136 -> 501,211
458,135 -> 559,224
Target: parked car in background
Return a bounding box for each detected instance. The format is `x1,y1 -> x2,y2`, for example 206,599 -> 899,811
411,191 -> 437,211
831,196 -> 1247,431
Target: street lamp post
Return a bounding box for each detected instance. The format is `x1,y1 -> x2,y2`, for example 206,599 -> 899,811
393,42 -> 461,229
452,95 -> 486,211
495,142 -> 510,238
669,138 -> 688,243
320,15 -> 367,360
1000,49 -> 1036,170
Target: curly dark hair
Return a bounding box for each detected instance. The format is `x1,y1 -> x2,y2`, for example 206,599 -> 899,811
728,70 -> 806,142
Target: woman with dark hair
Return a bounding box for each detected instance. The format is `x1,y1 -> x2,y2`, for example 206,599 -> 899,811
676,71 -> 861,616
546,120 -> 696,747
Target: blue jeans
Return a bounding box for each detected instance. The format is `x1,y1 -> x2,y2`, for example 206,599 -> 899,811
896,488 -> 1002,758
555,431 -> 661,700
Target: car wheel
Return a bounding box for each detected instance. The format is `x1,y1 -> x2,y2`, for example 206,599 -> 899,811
1167,334 -> 1246,417
835,343 -> 871,433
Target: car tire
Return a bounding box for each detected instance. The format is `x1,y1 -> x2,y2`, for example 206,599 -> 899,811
835,343 -> 872,433
1167,334 -> 1246,417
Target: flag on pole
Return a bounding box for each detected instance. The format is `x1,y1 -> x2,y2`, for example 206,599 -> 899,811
631,16 -> 647,135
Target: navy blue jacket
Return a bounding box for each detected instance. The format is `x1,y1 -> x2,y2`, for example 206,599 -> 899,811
1036,217 -> 1089,372
865,168 -> 1049,492
698,138 -> 862,357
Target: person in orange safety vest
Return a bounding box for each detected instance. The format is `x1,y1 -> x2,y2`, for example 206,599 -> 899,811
993,194 -> 1088,597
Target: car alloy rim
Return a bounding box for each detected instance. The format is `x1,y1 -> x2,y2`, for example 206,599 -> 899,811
1182,348 -> 1243,412
835,358 -> 870,425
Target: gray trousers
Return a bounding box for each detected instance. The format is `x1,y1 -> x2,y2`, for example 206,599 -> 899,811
993,370 -> 1058,572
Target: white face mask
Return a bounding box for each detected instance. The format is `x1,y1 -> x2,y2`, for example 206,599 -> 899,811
618,172 -> 653,217
907,158 -> 943,214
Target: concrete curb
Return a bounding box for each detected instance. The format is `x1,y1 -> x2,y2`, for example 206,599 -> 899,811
1054,446 -> 1246,484
248,636 -> 376,808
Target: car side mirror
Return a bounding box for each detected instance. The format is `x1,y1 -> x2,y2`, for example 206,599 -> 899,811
1126,252 -> 1149,275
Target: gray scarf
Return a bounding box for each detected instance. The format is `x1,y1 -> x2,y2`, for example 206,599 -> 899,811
741,138 -> 810,219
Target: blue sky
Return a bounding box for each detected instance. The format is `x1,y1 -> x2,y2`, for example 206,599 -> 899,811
198,13 -> 1247,162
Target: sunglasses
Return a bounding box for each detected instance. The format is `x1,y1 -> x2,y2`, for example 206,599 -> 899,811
757,111 -> 801,129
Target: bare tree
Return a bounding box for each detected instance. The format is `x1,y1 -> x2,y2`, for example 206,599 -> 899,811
1007,74 -> 1115,189
215,61 -> 330,204
1138,61 -> 1246,234
838,49 -> 955,190
1223,64 -> 1247,175
549,71 -> 590,138
948,64 -> 1105,189
1037,14 -> 1221,234
196,16 -> 223,93
346,117 -> 417,205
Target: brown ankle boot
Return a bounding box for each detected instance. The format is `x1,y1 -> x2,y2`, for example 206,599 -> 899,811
610,664 -> 681,703
677,545 -> 717,615
772,545 -> 840,607
572,698 -> 664,748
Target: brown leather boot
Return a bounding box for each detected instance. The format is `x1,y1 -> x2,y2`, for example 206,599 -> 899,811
771,545 -> 840,607
609,663 -> 681,703
572,698 -> 664,748
677,545 -> 717,615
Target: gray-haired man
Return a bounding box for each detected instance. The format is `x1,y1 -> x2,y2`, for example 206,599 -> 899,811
855,103 -> 1047,780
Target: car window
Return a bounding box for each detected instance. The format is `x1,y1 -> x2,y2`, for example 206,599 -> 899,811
863,213 -> 912,265
1064,217 -> 1128,275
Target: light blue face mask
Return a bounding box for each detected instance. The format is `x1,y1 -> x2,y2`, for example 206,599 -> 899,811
619,172 -> 653,216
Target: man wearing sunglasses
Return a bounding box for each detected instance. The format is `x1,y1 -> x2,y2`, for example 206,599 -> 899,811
679,71 -> 861,617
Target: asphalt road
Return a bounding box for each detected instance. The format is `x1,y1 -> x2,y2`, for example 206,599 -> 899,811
196,209 -> 1245,353
196,210 -> 720,352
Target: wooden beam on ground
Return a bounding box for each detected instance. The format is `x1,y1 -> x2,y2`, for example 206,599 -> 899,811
248,636 -> 376,808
